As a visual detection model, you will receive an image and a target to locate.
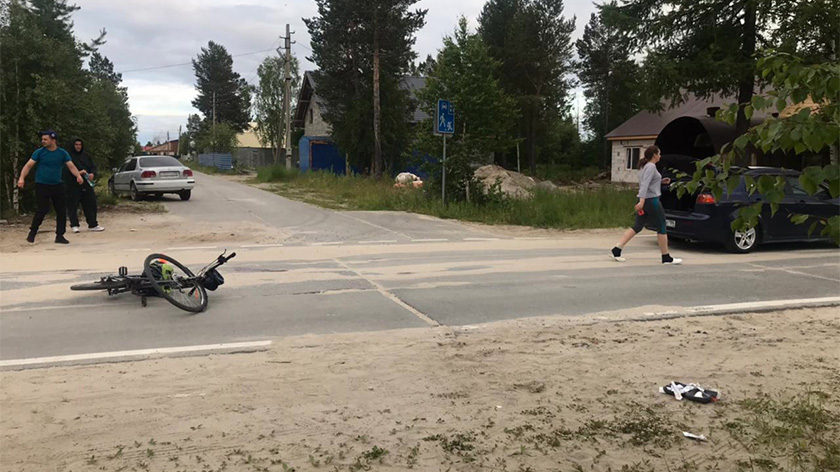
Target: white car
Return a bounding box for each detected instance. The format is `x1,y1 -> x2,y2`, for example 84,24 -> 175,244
109,156 -> 195,201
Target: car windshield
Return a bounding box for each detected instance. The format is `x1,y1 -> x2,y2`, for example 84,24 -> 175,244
140,156 -> 181,167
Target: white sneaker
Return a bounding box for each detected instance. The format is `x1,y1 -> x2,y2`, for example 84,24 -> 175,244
71,226 -> 80,233
663,257 -> 683,265
609,253 -> 626,262
89,226 -> 105,232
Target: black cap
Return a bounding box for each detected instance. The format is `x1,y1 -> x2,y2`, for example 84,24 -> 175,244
39,130 -> 57,139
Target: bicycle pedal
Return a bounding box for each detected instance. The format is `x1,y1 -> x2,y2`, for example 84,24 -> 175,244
119,266 -> 128,276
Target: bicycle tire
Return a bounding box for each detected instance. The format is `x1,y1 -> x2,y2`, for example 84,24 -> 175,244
70,278 -> 128,291
143,253 -> 208,313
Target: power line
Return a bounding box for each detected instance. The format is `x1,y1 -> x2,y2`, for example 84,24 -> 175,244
117,47 -> 278,74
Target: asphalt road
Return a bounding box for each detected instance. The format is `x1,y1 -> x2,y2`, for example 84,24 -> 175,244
2,173 -> 839,363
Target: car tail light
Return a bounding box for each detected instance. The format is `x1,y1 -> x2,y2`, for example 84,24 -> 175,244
183,169 -> 193,177
696,194 -> 716,204
140,170 -> 156,179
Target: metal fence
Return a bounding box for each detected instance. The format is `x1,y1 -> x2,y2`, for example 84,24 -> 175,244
198,153 -> 233,171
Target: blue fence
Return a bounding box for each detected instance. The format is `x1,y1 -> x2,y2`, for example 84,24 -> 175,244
198,153 -> 233,171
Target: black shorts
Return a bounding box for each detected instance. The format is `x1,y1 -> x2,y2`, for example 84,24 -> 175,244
632,197 -> 667,235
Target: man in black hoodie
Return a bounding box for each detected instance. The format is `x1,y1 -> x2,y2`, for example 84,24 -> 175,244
65,138 -> 104,232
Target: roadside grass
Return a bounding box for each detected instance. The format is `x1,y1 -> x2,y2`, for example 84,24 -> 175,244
255,165 -> 637,230
94,171 -> 165,213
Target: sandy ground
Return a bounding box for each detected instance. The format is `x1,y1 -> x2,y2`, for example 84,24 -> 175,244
2,306 -> 839,472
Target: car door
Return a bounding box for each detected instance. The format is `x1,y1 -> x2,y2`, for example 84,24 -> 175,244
784,176 -> 838,240
117,158 -> 137,190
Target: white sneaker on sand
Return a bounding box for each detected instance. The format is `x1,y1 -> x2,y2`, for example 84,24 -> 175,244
663,258 -> 683,265
609,254 -> 626,262
89,226 -> 105,232
71,226 -> 80,233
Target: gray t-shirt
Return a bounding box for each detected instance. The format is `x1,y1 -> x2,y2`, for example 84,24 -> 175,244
637,162 -> 662,198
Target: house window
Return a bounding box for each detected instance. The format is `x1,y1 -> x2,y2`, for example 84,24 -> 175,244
625,147 -> 641,170
309,108 -> 313,124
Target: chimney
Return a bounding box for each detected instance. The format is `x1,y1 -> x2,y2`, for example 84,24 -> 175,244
706,106 -> 720,117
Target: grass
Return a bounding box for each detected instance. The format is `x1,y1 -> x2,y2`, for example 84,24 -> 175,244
254,165 -> 637,230
93,171 -> 165,213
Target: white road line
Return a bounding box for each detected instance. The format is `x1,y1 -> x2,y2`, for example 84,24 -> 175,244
334,260 -> 439,327
334,213 -> 413,240
0,341 -> 273,368
128,248 -> 152,252
748,262 -> 840,283
514,237 -> 547,241
640,296 -> 840,320
166,246 -> 218,251
240,244 -> 284,248
311,241 -> 343,246
358,240 -> 398,244
463,238 -> 500,241
411,238 -> 448,242
2,303 -> 115,313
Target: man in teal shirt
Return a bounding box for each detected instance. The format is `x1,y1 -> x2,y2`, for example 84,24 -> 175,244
17,130 -> 84,244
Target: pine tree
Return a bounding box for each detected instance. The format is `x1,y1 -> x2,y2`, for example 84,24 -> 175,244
191,41 -> 252,132
576,2 -> 642,170
305,0 -> 426,177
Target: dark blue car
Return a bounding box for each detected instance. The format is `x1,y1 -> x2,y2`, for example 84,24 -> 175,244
658,162 -> 838,253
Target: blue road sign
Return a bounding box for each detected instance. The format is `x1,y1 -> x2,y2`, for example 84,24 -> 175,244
436,99 -> 454,135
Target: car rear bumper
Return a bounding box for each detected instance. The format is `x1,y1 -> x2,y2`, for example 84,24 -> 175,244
659,210 -> 729,244
135,179 -> 195,192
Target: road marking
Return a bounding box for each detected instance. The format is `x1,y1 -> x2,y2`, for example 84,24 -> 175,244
334,213 -> 413,240
334,260 -> 439,327
463,238 -> 500,241
0,341 -> 273,368
514,237 -> 547,241
128,248 -> 152,252
240,244 -> 284,248
411,238 -> 448,243
2,303 -> 115,313
748,263 -> 840,283
639,296 -> 840,321
358,240 -> 398,244
166,246 -> 218,251
311,241 -> 343,246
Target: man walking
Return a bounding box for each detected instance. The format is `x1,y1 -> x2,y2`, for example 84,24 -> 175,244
65,137 -> 104,233
17,130 -> 84,244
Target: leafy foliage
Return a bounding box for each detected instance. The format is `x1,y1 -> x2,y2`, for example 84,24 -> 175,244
253,55 -> 300,164
0,0 -> 136,213
683,51 -> 839,243
413,17 -> 518,201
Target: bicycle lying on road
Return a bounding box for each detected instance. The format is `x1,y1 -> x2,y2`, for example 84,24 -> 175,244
70,251 -> 236,313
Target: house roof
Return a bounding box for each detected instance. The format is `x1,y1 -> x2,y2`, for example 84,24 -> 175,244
293,71 -> 428,128
146,140 -> 178,153
606,94 -> 765,140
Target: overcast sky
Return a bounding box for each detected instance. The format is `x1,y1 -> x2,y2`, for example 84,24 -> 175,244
71,0 -> 598,145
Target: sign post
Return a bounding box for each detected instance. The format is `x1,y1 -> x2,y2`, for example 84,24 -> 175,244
435,99 -> 455,203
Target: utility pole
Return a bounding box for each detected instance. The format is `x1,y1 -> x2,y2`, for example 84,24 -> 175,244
177,125 -> 182,156
281,24 -> 294,170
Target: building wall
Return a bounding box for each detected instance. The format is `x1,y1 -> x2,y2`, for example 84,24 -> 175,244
610,138 -> 656,183
304,101 -> 332,137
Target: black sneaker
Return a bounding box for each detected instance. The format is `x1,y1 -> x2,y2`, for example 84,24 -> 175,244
662,254 -> 682,265
26,230 -> 36,243
55,235 -> 70,244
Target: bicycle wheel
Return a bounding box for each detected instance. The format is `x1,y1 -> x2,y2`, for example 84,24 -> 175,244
143,253 -> 208,313
71,277 -> 127,291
